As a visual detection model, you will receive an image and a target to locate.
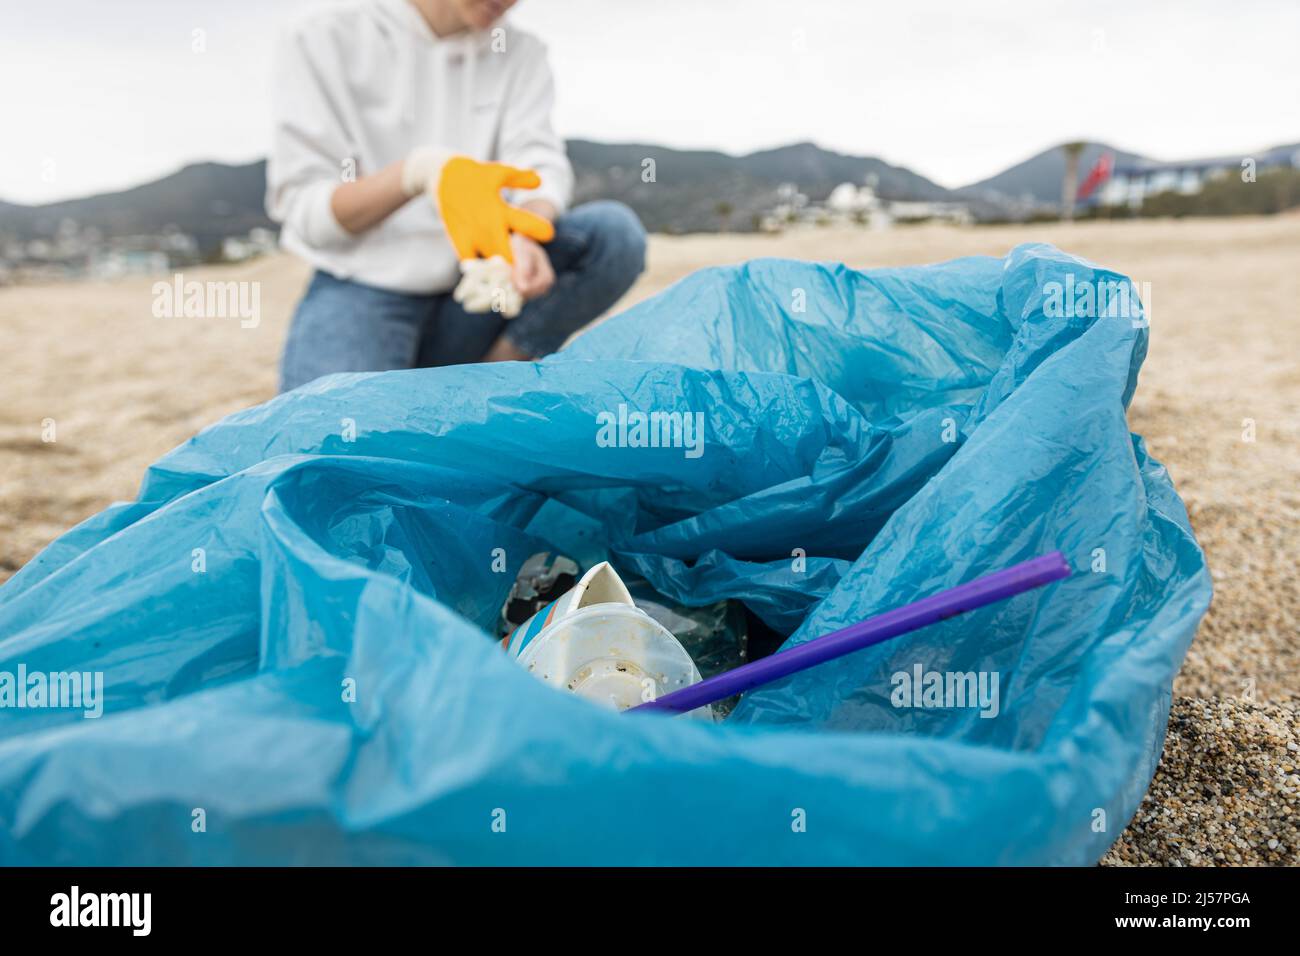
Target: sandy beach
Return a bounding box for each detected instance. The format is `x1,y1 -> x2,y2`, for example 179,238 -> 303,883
2,215 -> 1296,864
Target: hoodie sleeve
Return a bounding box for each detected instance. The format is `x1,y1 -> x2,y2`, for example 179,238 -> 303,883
497,36 -> 574,214
264,22 -> 356,249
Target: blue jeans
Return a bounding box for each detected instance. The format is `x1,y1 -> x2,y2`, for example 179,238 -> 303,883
279,200 -> 646,392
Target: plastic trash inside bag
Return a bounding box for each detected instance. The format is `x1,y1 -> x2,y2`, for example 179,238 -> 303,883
500,560 -> 714,720
0,243 -> 1211,865
499,551 -> 581,637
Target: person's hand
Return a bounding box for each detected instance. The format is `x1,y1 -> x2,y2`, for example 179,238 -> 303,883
509,232 -> 556,300
401,149 -> 554,316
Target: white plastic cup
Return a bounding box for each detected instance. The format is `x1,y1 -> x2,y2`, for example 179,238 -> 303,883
501,562 -> 713,720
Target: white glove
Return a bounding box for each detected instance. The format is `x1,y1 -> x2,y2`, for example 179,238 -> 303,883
399,146 -> 455,199
452,256 -> 524,318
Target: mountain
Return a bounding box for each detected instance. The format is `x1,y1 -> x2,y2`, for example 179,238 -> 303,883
567,140 -> 776,234
1,162 -> 271,254
0,141 -> 959,248
567,140 -> 959,232
0,162 -> 274,255
958,141 -> 1151,205
737,142 -> 954,200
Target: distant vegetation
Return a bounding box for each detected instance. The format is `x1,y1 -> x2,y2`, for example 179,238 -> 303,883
1087,168 -> 1300,220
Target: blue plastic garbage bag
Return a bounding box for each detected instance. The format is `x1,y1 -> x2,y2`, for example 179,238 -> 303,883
0,243 -> 1210,865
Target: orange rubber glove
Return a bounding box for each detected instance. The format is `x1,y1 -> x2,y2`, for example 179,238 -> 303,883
436,156 -> 555,263
401,148 -> 554,263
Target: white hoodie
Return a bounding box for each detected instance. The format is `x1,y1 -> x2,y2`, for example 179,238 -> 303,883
266,0 -> 574,294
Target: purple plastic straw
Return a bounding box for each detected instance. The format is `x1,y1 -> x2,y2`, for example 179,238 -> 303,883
630,550 -> 1071,716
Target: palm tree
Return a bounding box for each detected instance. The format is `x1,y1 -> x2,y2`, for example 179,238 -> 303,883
715,201 -> 733,231
1061,142 -> 1086,221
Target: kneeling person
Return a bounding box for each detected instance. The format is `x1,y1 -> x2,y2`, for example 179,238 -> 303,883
267,0 -> 647,392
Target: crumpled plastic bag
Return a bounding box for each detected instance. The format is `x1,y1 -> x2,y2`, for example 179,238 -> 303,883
0,244 -> 1210,864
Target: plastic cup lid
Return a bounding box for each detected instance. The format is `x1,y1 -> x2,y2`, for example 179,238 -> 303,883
517,603 -> 709,717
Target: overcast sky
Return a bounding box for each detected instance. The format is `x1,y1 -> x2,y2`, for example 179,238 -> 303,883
2,0 -> 1297,204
